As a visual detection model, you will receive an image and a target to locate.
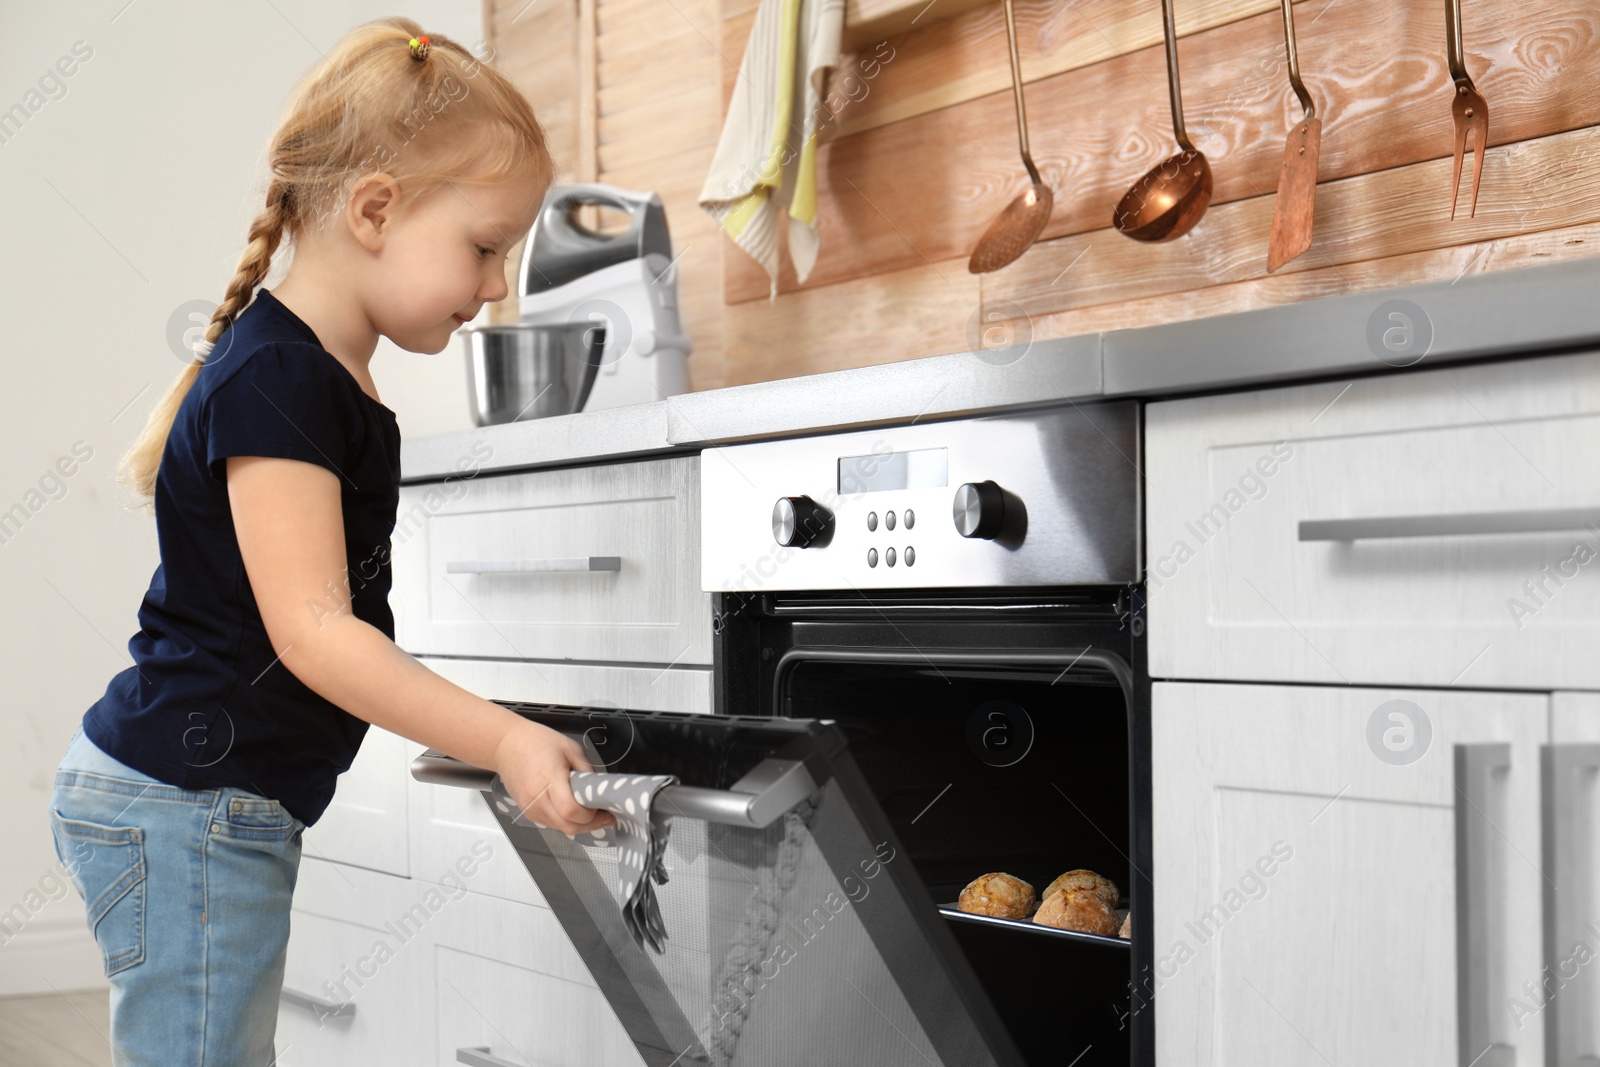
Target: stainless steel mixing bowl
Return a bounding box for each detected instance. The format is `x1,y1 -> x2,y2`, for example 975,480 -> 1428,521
462,321 -> 606,426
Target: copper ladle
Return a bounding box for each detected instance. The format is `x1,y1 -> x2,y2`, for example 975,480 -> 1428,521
969,0 -> 1054,273
1113,0 -> 1212,242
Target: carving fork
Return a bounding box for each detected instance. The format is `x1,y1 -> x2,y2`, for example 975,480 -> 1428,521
1446,0 -> 1488,219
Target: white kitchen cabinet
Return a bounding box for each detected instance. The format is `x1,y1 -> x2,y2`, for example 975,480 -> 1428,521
1152,681 -> 1548,1067
425,886 -> 645,1067
1546,694 -> 1600,1065
391,454 -> 712,666
298,723 -> 411,878
277,861 -> 438,1067
1144,349 -> 1600,689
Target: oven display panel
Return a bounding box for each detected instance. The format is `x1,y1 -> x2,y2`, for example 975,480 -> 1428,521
838,446 -> 948,494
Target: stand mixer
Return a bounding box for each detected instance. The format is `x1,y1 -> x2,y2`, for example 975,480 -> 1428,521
516,182 -> 692,412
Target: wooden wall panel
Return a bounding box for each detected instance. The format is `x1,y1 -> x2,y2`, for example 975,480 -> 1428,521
1024,218 -> 1600,339
724,0 -> 1600,303
722,256 -> 981,384
984,124 -> 1600,318
492,0 -> 1600,393
484,0 -> 580,326
595,0 -> 728,389
497,0 -> 730,389
723,0 -> 1298,135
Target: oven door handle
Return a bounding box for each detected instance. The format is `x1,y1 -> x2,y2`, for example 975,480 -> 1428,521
410,749 -> 820,830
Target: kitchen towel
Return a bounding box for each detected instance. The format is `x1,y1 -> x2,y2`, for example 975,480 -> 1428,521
697,0 -> 846,301
489,771 -> 680,954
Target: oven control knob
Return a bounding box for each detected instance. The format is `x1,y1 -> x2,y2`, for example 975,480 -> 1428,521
953,481 -> 1007,539
772,495 -> 833,548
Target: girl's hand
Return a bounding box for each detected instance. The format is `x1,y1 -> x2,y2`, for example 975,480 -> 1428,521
491,719 -> 617,837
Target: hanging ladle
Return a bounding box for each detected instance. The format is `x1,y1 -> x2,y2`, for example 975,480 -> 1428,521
969,0 -> 1054,273
1113,0 -> 1212,242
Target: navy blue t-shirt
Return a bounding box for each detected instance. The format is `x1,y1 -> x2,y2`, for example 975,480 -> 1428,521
83,287 -> 401,827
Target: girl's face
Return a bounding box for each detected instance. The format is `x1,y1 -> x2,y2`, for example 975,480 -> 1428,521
369,176 -> 546,354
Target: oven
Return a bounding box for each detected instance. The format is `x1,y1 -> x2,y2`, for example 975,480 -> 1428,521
411,403 -> 1152,1067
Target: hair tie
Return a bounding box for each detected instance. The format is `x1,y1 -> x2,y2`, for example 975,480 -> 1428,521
192,336 -> 215,359
408,34 -> 431,61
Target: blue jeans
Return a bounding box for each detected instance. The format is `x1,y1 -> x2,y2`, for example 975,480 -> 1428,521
48,722 -> 305,1066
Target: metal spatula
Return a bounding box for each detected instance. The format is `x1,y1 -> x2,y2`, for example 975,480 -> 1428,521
1266,0 -> 1320,272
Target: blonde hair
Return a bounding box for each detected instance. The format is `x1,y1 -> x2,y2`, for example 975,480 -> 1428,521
117,16 -> 554,510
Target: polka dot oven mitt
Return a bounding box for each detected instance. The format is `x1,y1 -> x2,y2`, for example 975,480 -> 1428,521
488,770 -> 680,954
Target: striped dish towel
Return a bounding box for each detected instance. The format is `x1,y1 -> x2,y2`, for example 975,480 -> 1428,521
698,0 -> 846,301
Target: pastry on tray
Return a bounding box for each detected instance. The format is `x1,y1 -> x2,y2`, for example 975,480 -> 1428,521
1033,886 -> 1120,936
1118,912 -> 1132,939
1042,869 -> 1120,910
957,872 -> 1037,919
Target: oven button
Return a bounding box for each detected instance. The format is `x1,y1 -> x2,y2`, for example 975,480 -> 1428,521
867,511 -> 878,531
886,547 -> 897,567
867,548 -> 878,567
952,480 -> 1007,539
905,546 -> 915,566
773,496 -> 834,548
886,510 -> 897,531
904,509 -> 915,529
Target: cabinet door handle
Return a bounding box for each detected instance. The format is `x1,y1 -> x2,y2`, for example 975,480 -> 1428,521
1456,743 -> 1516,1067
457,1046 -> 521,1066
446,556 -> 622,574
1543,743 -> 1600,1067
1299,507 -> 1600,542
280,985 -> 356,1019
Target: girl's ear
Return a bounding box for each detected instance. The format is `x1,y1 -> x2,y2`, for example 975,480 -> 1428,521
346,171 -> 403,251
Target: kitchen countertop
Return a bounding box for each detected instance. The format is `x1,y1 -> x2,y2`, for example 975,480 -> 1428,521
401,254 -> 1600,483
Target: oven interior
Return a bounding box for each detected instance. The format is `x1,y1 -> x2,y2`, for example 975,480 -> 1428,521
782,657 -> 1136,1064
718,587 -> 1153,1067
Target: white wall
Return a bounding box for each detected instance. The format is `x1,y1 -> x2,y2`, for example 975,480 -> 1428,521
0,1 -> 485,995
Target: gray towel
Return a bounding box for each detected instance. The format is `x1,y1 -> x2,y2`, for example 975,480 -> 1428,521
489,770 -> 679,953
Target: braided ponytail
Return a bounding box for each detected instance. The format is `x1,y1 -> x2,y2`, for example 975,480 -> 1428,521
116,17 -> 553,513
116,183 -> 292,508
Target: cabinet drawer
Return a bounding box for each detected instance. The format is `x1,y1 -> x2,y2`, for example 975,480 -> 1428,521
428,890 -> 644,1067
1146,349 -> 1600,688
276,909 -> 433,1067
392,455 -> 711,665
300,725 -> 409,878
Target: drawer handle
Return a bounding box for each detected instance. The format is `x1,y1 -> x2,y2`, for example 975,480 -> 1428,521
1300,508 -> 1600,542
1542,743 -> 1600,1067
445,556 -> 622,574
280,985 -> 356,1019
412,751 -> 820,830
456,1047 -> 520,1067
1455,743 -> 1515,1067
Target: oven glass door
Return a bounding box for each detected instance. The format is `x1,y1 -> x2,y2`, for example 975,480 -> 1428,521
775,647 -> 1140,1066
412,705 -> 1027,1067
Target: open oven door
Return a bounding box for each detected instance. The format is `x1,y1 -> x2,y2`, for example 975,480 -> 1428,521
411,704 -> 1029,1067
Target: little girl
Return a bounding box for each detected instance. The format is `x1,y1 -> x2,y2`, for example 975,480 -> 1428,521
46,18 -> 613,1065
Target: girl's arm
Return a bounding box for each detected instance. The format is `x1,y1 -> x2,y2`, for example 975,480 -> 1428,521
224,454 -> 613,837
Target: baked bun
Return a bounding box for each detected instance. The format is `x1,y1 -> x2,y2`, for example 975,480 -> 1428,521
1118,912 -> 1132,939
957,873 -> 1037,919
1043,869 -> 1120,910
1033,887 -> 1120,936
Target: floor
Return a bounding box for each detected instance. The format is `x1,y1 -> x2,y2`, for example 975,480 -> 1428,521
0,990 -> 111,1066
